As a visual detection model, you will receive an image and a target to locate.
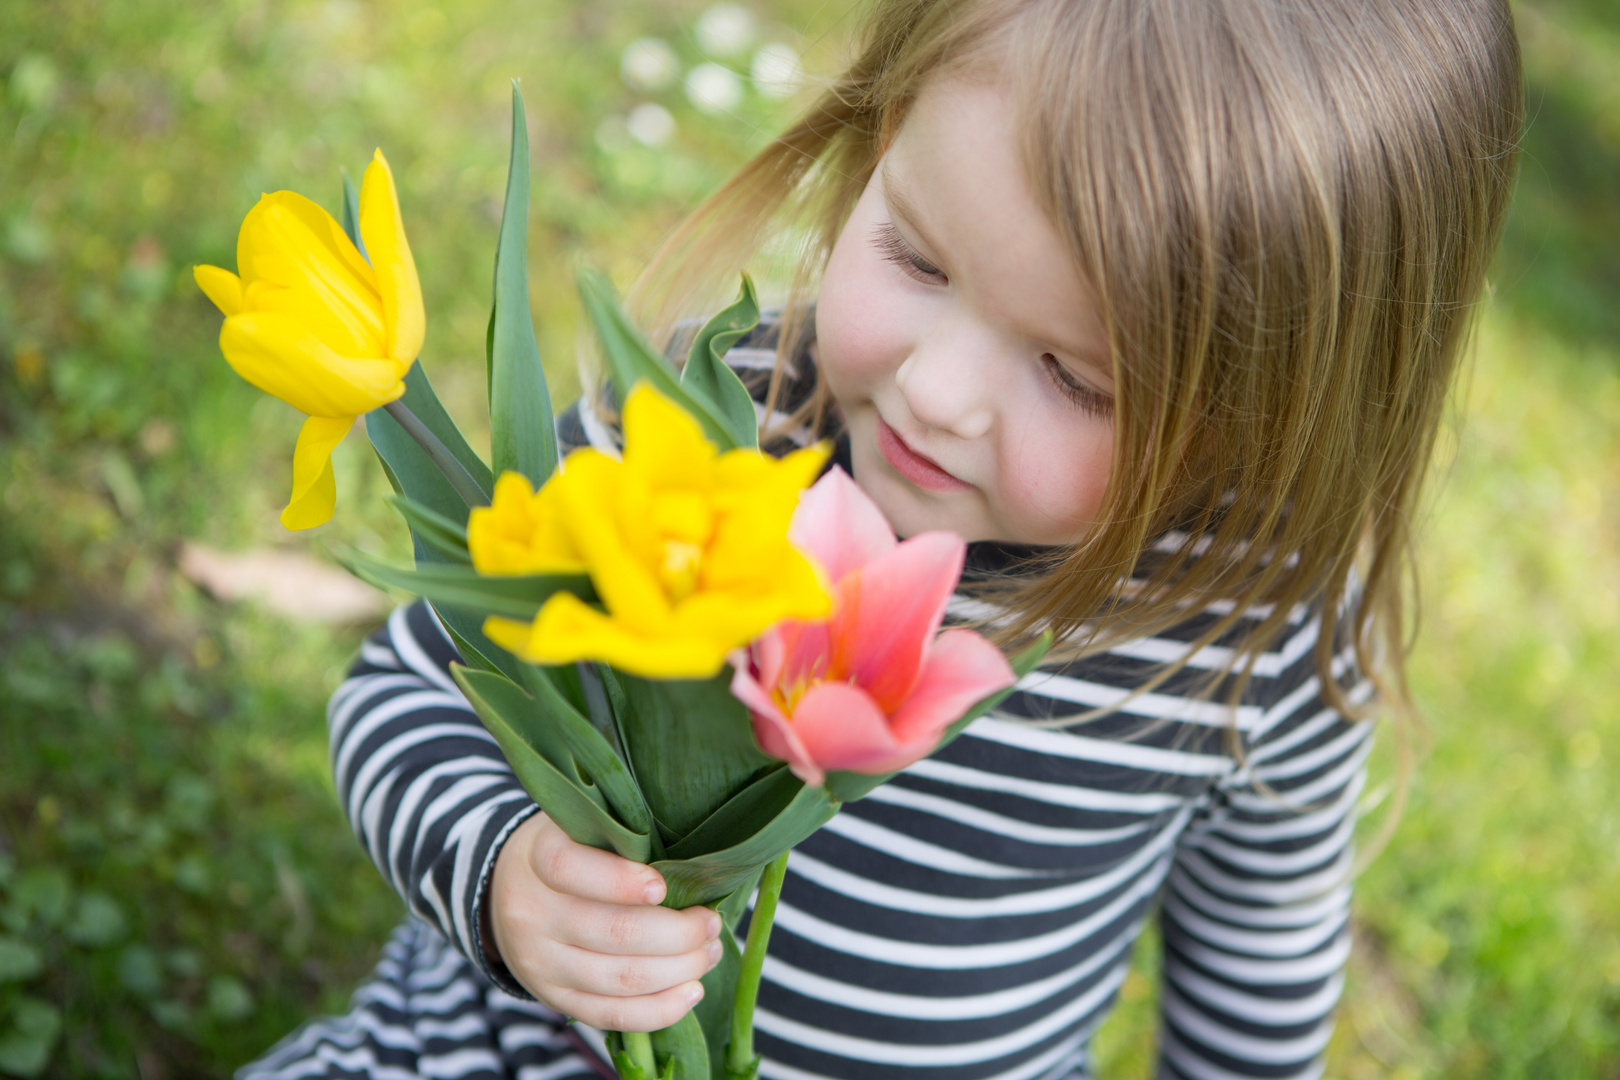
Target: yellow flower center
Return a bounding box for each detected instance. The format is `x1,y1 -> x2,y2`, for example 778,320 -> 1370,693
660,540 -> 705,601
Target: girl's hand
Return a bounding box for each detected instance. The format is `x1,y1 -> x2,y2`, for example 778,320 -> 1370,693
487,812 -> 722,1032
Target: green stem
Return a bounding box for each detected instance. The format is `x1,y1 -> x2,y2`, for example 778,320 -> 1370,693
622,1030 -> 656,1078
382,398 -> 490,508
727,851 -> 790,1076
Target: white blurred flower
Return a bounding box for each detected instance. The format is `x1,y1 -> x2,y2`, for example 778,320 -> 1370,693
626,102 -> 677,147
750,43 -> 801,100
621,37 -> 679,92
695,4 -> 755,57
685,63 -> 743,115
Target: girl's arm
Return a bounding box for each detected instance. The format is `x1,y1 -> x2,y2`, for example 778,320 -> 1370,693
329,599 -> 542,995
1157,649 -> 1373,1079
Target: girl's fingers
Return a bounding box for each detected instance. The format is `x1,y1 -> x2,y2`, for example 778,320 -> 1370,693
530,816 -> 667,905
550,938 -> 723,998
553,893 -> 720,957
541,979 -> 707,1034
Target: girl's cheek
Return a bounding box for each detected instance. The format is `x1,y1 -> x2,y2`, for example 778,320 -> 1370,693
999,415 -> 1115,542
816,191 -> 917,398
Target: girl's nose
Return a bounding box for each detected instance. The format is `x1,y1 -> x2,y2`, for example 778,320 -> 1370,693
894,331 -> 996,441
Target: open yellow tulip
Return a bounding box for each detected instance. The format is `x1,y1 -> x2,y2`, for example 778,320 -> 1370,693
477,385 -> 834,678
194,150 -> 424,529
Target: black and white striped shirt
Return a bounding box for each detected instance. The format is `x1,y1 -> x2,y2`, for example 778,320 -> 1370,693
241,314 -> 1369,1080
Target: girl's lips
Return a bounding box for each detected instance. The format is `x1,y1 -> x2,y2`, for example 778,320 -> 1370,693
876,417 -> 973,493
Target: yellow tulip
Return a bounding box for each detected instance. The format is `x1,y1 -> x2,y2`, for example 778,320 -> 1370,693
194,150 -> 424,529
480,385 -> 833,678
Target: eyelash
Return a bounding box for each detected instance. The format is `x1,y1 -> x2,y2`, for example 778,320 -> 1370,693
873,221 -> 945,283
1041,354 -> 1114,419
872,221 -> 1114,420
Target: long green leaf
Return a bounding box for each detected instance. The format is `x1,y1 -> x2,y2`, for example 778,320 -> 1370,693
339,548 -> 594,620
387,495 -> 470,563
575,267 -> 739,451
367,363 -> 494,520
340,173 -> 368,262
823,631 -> 1054,803
487,82 -> 557,487
453,665 -> 651,862
681,274 -> 761,449
614,673 -> 776,844
515,664 -> 654,841
663,766 -> 800,861
652,784 -> 839,909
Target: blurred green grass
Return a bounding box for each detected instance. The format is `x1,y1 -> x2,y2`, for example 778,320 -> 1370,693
0,0 -> 1614,1076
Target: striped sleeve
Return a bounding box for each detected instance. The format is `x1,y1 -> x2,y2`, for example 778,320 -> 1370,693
328,600 -> 541,995
1156,631 -> 1374,1080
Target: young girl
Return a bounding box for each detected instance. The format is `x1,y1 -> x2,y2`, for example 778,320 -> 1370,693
241,0 -> 1521,1077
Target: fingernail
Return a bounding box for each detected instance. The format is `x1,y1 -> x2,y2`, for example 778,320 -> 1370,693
706,939 -> 723,964
643,878 -> 665,905
706,912 -> 721,937
686,982 -> 705,1005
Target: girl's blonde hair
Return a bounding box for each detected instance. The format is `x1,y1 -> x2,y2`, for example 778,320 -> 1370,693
632,0 -> 1522,731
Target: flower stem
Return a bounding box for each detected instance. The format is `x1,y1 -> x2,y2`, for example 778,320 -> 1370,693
727,851 -> 789,1077
382,399 -> 489,508
622,1030 -> 656,1078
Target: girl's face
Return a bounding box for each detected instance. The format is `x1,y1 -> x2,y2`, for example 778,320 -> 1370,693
816,76 -> 1115,545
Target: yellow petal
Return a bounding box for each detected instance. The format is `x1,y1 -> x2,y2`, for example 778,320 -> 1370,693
280,414 -> 353,530
486,593 -> 729,678
469,471 -> 587,575
359,151 -> 425,366
194,265 -> 243,316
220,312 -> 406,417
675,548 -> 831,642
238,192 -> 386,358
554,453 -> 674,634
622,384 -> 718,490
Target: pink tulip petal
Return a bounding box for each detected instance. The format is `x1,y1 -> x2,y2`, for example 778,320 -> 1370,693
888,628 -> 1017,746
789,467 -> 895,583
750,631 -> 787,693
729,650 -> 823,786
777,617 -> 835,688
788,681 -> 906,775
838,531 -> 966,713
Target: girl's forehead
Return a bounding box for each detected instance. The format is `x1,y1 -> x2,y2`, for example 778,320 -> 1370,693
883,78 -> 1108,371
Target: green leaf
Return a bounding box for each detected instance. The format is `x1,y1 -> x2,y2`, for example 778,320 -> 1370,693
452,665 -> 651,862
487,82 -> 557,488
513,663 -> 654,841
367,362 -> 493,521
0,997 -> 60,1079
681,274 -> 761,449
653,784 -> 839,909
340,172 -> 368,263
64,892 -> 125,948
338,548 -> 594,621
824,631 -> 1054,803
387,495 -> 470,564
575,266 -> 740,451
662,766 -> 800,861
0,939 -> 41,983
650,1009 -> 710,1080
613,673 -> 776,844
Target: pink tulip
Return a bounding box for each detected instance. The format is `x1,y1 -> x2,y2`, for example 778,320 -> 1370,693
729,467 -> 1016,787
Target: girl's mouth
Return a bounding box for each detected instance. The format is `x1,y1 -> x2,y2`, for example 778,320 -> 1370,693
876,416 -> 973,493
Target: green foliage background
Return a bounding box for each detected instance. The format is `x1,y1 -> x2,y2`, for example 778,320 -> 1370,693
0,0 -> 1614,1076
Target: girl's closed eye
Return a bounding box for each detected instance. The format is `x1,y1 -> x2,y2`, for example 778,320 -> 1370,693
1041,354 -> 1114,419
872,221 -> 1112,418
872,221 -> 945,284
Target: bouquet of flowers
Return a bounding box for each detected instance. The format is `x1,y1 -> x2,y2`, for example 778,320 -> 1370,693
194,86 -> 1048,1080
